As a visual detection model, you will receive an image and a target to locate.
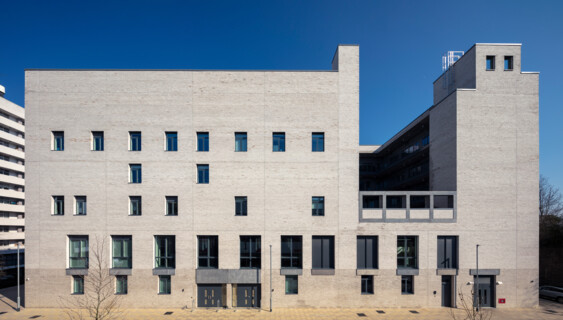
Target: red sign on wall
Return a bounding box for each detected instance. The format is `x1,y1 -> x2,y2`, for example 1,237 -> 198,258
498,298 -> 506,304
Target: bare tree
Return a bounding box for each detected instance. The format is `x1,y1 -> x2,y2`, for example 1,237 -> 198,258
540,175 -> 563,217
59,235 -> 124,320
449,285 -> 493,320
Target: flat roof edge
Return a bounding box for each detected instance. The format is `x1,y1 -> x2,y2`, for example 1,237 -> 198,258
25,68 -> 338,72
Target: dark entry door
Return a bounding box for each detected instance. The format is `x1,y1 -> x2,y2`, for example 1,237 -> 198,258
198,285 -> 223,308
236,284 -> 260,308
441,276 -> 452,307
475,276 -> 493,308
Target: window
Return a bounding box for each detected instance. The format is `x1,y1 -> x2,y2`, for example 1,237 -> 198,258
235,132 -> 247,152
363,196 -> 381,209
397,236 -> 417,269
312,236 -> 334,269
361,275 -> 374,294
52,131 -> 64,151
198,236 -> 218,268
281,236 -> 302,269
240,236 -> 261,269
387,195 -> 406,208
272,132 -> 285,152
129,131 -> 141,151
53,196 -> 64,215
129,164 -> 142,183
112,236 -> 132,268
69,236 -> 88,268
115,275 -> 127,294
129,196 -> 142,216
437,236 -> 458,269
165,132 -> 178,151
434,195 -> 454,208
401,275 -> 414,294
197,132 -> 209,152
197,164 -> 209,184
312,197 -> 324,216
159,275 -> 171,294
155,236 -> 175,268
357,236 -> 378,269
312,132 -> 324,152
486,55 -> 495,70
504,56 -> 513,70
75,196 -> 87,215
92,131 -> 104,151
285,275 -> 298,295
166,196 -> 178,216
235,196 -> 247,216
73,275 -> 84,294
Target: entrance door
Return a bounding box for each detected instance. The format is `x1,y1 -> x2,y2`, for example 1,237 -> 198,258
198,285 -> 223,308
236,284 -> 260,308
441,276 -> 453,307
475,276 -> 494,308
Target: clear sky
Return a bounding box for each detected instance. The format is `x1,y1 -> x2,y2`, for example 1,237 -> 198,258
1,0 -> 562,190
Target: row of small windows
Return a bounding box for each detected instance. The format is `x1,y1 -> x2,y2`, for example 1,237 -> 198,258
485,55 -> 513,71
52,195 -> 325,217
52,131 -> 325,152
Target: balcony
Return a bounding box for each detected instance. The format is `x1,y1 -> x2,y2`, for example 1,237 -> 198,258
359,191 -> 456,223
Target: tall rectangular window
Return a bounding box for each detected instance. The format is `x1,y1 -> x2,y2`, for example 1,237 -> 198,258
112,236 -> 132,268
69,236 -> 88,269
486,55 -> 495,70
235,196 -> 247,216
437,236 -> 458,269
53,196 -> 64,215
197,164 -> 209,184
116,275 -> 128,294
129,196 -> 142,216
281,236 -> 302,269
357,236 -> 378,269
401,275 -> 414,294
235,132 -> 247,152
129,131 -> 141,151
165,132 -> 178,151
361,275 -> 374,294
75,196 -> 87,215
73,275 -> 84,294
92,131 -> 104,151
155,236 -> 175,269
312,236 -> 334,269
504,56 -> 513,70
285,275 -> 298,295
197,132 -> 209,152
272,132 -> 285,152
52,131 -> 64,151
166,196 -> 178,216
240,236 -> 261,269
312,196 -> 324,216
198,236 -> 218,269
159,275 -> 171,294
397,236 -> 418,269
312,132 -> 324,152
129,164 -> 142,183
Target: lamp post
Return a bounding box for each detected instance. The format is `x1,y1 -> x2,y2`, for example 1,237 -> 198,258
475,244 -> 480,312
269,244 -> 272,312
17,242 -> 20,311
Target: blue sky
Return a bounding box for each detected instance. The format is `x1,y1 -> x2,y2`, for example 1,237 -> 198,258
1,0 -> 562,190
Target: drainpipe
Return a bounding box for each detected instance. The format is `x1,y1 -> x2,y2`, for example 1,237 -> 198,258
475,244 -> 480,312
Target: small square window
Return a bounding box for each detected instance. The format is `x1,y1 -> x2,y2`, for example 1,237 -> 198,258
197,132 -> 209,152
52,131 -> 64,151
165,132 -> 178,151
312,133 -> 324,152
129,164 -> 142,183
129,132 -> 141,151
235,132 -> 247,152
235,196 -> 247,216
401,275 -> 414,294
197,164 -> 209,184
75,196 -> 87,215
486,56 -> 495,70
92,131 -> 104,151
285,275 -> 298,294
361,275 -> 373,294
159,275 -> 171,294
504,56 -> 513,70
166,196 -> 178,216
116,275 -> 128,294
53,196 -> 64,215
312,196 -> 324,216
129,196 -> 142,216
273,132 -> 285,152
73,275 -> 84,294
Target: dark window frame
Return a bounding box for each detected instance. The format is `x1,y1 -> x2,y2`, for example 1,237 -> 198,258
312,132 -> 325,152
197,132 -> 209,152
361,275 -> 374,294
159,275 -> 171,294
285,275 -> 298,295
75,196 -> 87,215
53,195 -> 64,215
112,236 -> 132,269
166,196 -> 178,216
235,196 -> 247,216
53,131 -> 64,151
69,235 -> 89,269
397,236 -> 418,269
486,55 -> 495,70
129,131 -> 142,151
129,164 -> 142,183
401,275 -> 414,294
198,235 -> 219,269
155,235 -> 175,269
357,236 -> 378,269
115,275 -> 128,294
92,131 -> 104,151
197,164 -> 209,184
240,236 -> 261,269
272,132 -> 286,152
73,275 -> 84,294
437,236 -> 458,269
129,196 -> 142,216
235,132 -> 247,152
504,56 -> 514,71
281,236 -> 302,269
165,132 -> 178,151
312,196 -> 325,216
312,236 -> 334,269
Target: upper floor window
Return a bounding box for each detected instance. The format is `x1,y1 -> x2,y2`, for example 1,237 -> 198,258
397,236 -> 417,269
197,132 -> 209,152
235,196 -> 247,216
92,131 -> 104,151
312,132 -> 324,152
240,236 -> 261,269
486,55 -> 495,70
357,236 -> 378,269
155,235 -> 175,269
312,236 -> 334,269
165,196 -> 178,216
112,236 -> 132,268
165,132 -> 178,151
272,132 -> 285,152
129,196 -> 142,216
235,132 -> 247,152
312,196 -> 325,216
129,164 -> 142,183
281,236 -> 302,269
197,164 -> 209,184
504,56 -> 513,70
69,236 -> 88,269
437,236 -> 458,269
75,196 -> 87,215
53,196 -> 64,215
198,236 -> 218,269
52,131 -> 64,151
129,131 -> 141,151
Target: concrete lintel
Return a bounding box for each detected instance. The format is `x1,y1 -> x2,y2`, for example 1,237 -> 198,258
196,268 -> 261,284
311,269 -> 335,276
280,269 -> 303,276
66,268 -> 88,276
436,269 -> 458,276
152,268 -> 175,276
469,269 -> 500,276
109,268 -> 132,276
396,269 -> 419,276
356,269 -> 379,276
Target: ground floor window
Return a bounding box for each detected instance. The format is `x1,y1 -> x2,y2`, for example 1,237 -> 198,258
401,275 -> 414,294
159,275 -> 171,294
116,275 -> 128,294
72,275 -> 84,294
361,275 -> 373,294
285,275 -> 298,294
